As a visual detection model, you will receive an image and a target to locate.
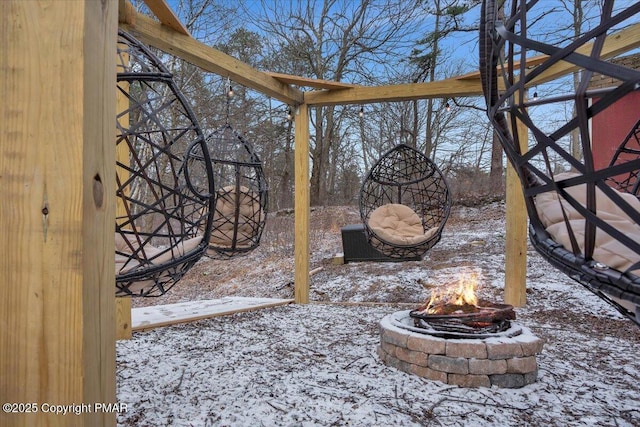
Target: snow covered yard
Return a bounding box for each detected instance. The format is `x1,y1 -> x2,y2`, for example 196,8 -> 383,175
117,203 -> 640,426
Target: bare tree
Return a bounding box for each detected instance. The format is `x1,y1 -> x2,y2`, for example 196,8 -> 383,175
410,0 -> 480,158
558,0 -> 604,163
254,0 -> 421,205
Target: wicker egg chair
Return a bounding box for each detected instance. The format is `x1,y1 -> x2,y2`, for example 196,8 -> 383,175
608,118 -> 640,196
480,0 -> 640,324
359,144 -> 451,259
203,118 -> 268,257
115,30 -> 215,297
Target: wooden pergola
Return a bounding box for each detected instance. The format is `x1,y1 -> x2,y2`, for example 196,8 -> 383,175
2,1 -> 639,425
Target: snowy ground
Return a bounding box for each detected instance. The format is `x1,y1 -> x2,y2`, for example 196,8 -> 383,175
117,203 -> 640,426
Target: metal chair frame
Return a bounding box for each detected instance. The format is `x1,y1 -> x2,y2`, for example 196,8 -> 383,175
480,0 -> 640,324
204,121 -> 268,257
115,30 -> 215,297
359,144 -> 451,259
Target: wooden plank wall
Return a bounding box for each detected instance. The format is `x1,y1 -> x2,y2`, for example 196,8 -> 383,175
0,1 -> 117,426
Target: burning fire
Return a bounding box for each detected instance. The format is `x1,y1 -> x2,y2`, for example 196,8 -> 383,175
422,271 -> 480,315
411,270 -> 516,330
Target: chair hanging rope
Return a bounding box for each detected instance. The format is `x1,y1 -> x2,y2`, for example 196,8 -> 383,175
479,0 -> 640,325
115,30 -> 215,297
360,144 -> 451,259
202,82 -> 268,257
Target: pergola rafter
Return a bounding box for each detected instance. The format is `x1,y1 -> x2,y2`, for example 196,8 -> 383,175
3,1 -> 640,423
126,0 -> 640,107
122,0 -> 640,306
120,1 -> 304,105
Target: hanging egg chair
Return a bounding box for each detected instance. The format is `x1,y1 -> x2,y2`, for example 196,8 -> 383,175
115,30 -> 215,297
359,144 -> 451,259
480,0 -> 640,324
203,90 -> 268,257
608,118 -> 640,197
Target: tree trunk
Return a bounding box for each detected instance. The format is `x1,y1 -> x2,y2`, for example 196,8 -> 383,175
310,105 -> 336,206
279,119 -> 294,209
489,130 -> 503,187
411,100 -> 419,149
489,2 -> 505,186
310,107 -> 323,206
570,0 -> 584,162
425,98 -> 434,158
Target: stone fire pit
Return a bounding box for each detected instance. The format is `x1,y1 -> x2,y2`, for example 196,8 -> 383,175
378,310 -> 545,388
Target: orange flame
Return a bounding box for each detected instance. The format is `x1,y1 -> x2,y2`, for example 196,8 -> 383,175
425,271 -> 479,314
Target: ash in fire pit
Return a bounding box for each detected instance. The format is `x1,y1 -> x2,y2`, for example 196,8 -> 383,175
411,271 -> 515,337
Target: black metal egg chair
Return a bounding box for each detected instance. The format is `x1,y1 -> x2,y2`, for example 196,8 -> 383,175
359,144 -> 451,259
608,118 -> 640,196
480,0 -> 640,324
115,30 -> 215,297
201,93 -> 268,257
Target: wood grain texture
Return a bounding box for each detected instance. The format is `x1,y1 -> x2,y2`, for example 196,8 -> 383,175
115,51 -> 132,343
527,21 -> 640,86
304,22 -> 640,106
266,72 -> 356,89
116,297 -> 133,340
120,11 -> 304,105
142,0 -> 190,35
294,104 -> 310,304
505,117 -> 529,308
131,298 -> 294,332
0,1 -> 117,425
116,64 -> 130,225
304,78 -> 483,106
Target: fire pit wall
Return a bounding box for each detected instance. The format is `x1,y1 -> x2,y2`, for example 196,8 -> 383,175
377,312 -> 545,388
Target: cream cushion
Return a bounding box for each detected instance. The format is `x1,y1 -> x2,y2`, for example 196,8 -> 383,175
209,185 -> 262,249
535,172 -> 640,273
368,203 -> 438,246
115,233 -> 203,294
115,233 -> 203,275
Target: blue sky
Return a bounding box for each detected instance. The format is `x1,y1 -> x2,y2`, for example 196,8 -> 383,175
162,0 -> 483,79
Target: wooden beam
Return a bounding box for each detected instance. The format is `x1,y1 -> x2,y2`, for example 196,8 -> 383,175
142,0 -> 190,36
119,0 -> 136,27
294,104 -> 310,304
267,72 -> 356,90
527,21 -> 640,86
504,23 -> 640,308
116,297 -> 133,340
504,112 -> 529,307
304,21 -> 640,106
455,56 -> 549,81
121,1 -> 638,109
1,1 -> 117,425
304,78 -> 482,106
116,46 -> 133,341
132,298 -> 294,332
120,11 -> 304,105
116,47 -> 131,225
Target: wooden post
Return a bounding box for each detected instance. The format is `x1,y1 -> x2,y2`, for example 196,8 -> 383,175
504,117 -> 529,307
116,43 -> 133,340
116,47 -> 131,226
1,2 -> 117,426
116,297 -> 133,340
294,104 -> 310,304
